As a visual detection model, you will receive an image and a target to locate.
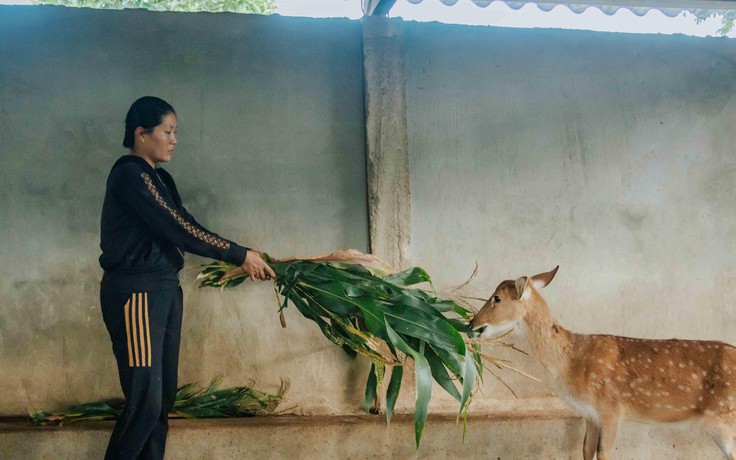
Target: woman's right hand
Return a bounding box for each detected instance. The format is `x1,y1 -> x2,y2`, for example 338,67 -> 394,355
241,250 -> 276,281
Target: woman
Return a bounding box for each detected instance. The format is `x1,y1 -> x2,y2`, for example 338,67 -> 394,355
99,96 -> 275,459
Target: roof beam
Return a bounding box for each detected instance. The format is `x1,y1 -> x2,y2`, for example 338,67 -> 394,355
362,0 -> 398,16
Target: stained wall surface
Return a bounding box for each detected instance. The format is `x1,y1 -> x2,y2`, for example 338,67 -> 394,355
0,6 -> 369,416
405,22 -> 736,403
2,5 -> 736,423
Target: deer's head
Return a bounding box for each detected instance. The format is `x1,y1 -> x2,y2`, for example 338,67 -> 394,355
470,266 -> 559,337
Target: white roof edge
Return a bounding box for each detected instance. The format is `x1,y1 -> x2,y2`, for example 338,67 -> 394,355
405,0 -> 736,19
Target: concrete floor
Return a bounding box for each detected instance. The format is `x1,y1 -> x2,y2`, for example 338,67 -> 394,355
0,412 -> 724,459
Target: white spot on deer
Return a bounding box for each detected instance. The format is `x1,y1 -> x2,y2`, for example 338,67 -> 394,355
597,358 -> 603,363
665,404 -> 673,409
659,368 -> 665,373
604,377 -> 611,383
699,396 -> 704,401
590,372 -> 598,379
692,373 -> 699,380
678,363 -> 686,368
623,392 -> 632,398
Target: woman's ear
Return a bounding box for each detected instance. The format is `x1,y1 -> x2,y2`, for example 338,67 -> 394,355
135,126 -> 146,143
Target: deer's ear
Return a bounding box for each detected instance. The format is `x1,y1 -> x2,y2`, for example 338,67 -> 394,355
531,266 -> 559,290
515,276 -> 530,300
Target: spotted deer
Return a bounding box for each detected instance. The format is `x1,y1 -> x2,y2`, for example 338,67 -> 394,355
469,266 -> 736,459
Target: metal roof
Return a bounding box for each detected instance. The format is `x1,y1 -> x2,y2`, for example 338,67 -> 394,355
400,0 -> 736,19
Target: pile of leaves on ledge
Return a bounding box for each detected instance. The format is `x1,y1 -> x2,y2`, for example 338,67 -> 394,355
29,375 -> 287,426
197,249 -> 483,448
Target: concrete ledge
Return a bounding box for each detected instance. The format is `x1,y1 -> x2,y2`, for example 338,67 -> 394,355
0,412 -> 723,459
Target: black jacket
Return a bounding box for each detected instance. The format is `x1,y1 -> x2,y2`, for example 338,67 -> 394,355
99,155 -> 247,291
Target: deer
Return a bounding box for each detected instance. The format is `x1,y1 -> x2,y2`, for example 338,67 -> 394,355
469,266 -> 736,460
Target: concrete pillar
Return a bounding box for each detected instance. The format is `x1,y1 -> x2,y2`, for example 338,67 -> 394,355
362,16 -> 412,271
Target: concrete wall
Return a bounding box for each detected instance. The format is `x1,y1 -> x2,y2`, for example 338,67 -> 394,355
3,4 -> 736,435
404,22 -> 736,404
0,6 -> 369,416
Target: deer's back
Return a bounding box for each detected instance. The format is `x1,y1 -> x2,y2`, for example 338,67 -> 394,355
561,334 -> 736,423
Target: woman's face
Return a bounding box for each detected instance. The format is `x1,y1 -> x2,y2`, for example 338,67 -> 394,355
136,112 -> 177,165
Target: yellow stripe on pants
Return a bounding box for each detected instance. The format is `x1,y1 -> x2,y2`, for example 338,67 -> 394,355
131,293 -> 140,367
145,293 -> 152,367
124,298 -> 134,367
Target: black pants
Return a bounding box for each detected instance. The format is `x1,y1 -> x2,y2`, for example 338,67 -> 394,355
101,285 -> 183,460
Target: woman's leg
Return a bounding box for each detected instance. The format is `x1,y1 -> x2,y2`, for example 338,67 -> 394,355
101,287 -> 181,460
139,287 -> 183,460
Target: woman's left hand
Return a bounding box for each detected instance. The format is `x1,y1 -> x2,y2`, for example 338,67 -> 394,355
241,250 -> 276,281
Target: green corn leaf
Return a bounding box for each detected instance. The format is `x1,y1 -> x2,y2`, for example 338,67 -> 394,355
384,267 -> 432,287
175,407 -> 229,418
459,350 -> 477,417
385,365 -> 403,425
385,322 -> 432,449
309,287 -> 359,315
425,345 -> 461,402
381,304 -> 466,356
175,382 -> 199,401
364,363 -> 378,413
405,290 -> 457,313
431,345 -> 465,379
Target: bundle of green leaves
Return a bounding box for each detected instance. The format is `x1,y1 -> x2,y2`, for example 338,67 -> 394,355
197,251 -> 482,447
30,376 -> 286,426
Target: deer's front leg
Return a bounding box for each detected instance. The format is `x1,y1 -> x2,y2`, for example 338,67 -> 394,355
595,414 -> 620,460
583,419 -> 599,460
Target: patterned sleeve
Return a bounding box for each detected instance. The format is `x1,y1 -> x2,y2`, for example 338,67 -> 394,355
111,164 -> 247,265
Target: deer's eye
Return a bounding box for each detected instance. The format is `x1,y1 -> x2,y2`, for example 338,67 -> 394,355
493,295 -> 501,304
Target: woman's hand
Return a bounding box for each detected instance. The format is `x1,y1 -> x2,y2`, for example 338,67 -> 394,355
241,250 -> 276,281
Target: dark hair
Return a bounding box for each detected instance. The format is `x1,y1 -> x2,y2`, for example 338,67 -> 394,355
122,96 -> 176,149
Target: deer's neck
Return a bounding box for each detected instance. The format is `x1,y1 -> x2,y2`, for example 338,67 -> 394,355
520,295 -> 574,377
